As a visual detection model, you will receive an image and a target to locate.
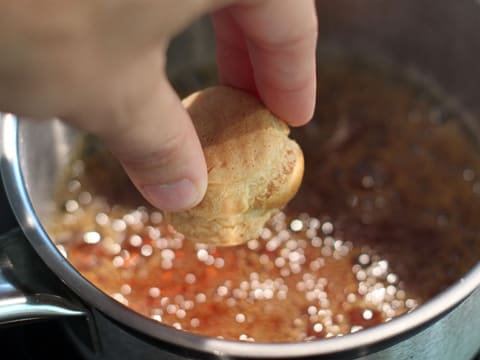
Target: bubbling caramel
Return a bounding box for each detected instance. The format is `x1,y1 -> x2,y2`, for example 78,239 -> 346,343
48,57 -> 480,342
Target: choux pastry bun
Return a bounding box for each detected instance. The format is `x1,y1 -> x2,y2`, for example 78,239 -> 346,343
166,86 -> 304,246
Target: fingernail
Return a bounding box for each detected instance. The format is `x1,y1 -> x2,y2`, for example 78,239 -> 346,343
142,178 -> 201,211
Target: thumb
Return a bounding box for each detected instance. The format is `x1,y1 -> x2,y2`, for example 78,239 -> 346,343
93,76 -> 208,212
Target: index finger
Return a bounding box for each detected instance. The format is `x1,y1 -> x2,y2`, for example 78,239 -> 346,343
213,0 -> 318,126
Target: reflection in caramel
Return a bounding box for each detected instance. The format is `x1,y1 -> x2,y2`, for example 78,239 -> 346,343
48,58 -> 480,342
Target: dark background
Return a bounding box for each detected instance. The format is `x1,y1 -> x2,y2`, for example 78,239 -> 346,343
0,180 -> 82,359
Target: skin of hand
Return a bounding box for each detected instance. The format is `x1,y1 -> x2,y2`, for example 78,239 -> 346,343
0,0 -> 318,211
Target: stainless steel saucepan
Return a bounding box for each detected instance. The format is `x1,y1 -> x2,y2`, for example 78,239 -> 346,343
1,1 -> 480,359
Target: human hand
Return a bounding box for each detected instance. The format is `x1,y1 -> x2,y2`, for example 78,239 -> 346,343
0,0 -> 317,211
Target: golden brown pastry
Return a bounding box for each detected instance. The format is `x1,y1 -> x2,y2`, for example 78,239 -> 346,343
166,86 -> 304,246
